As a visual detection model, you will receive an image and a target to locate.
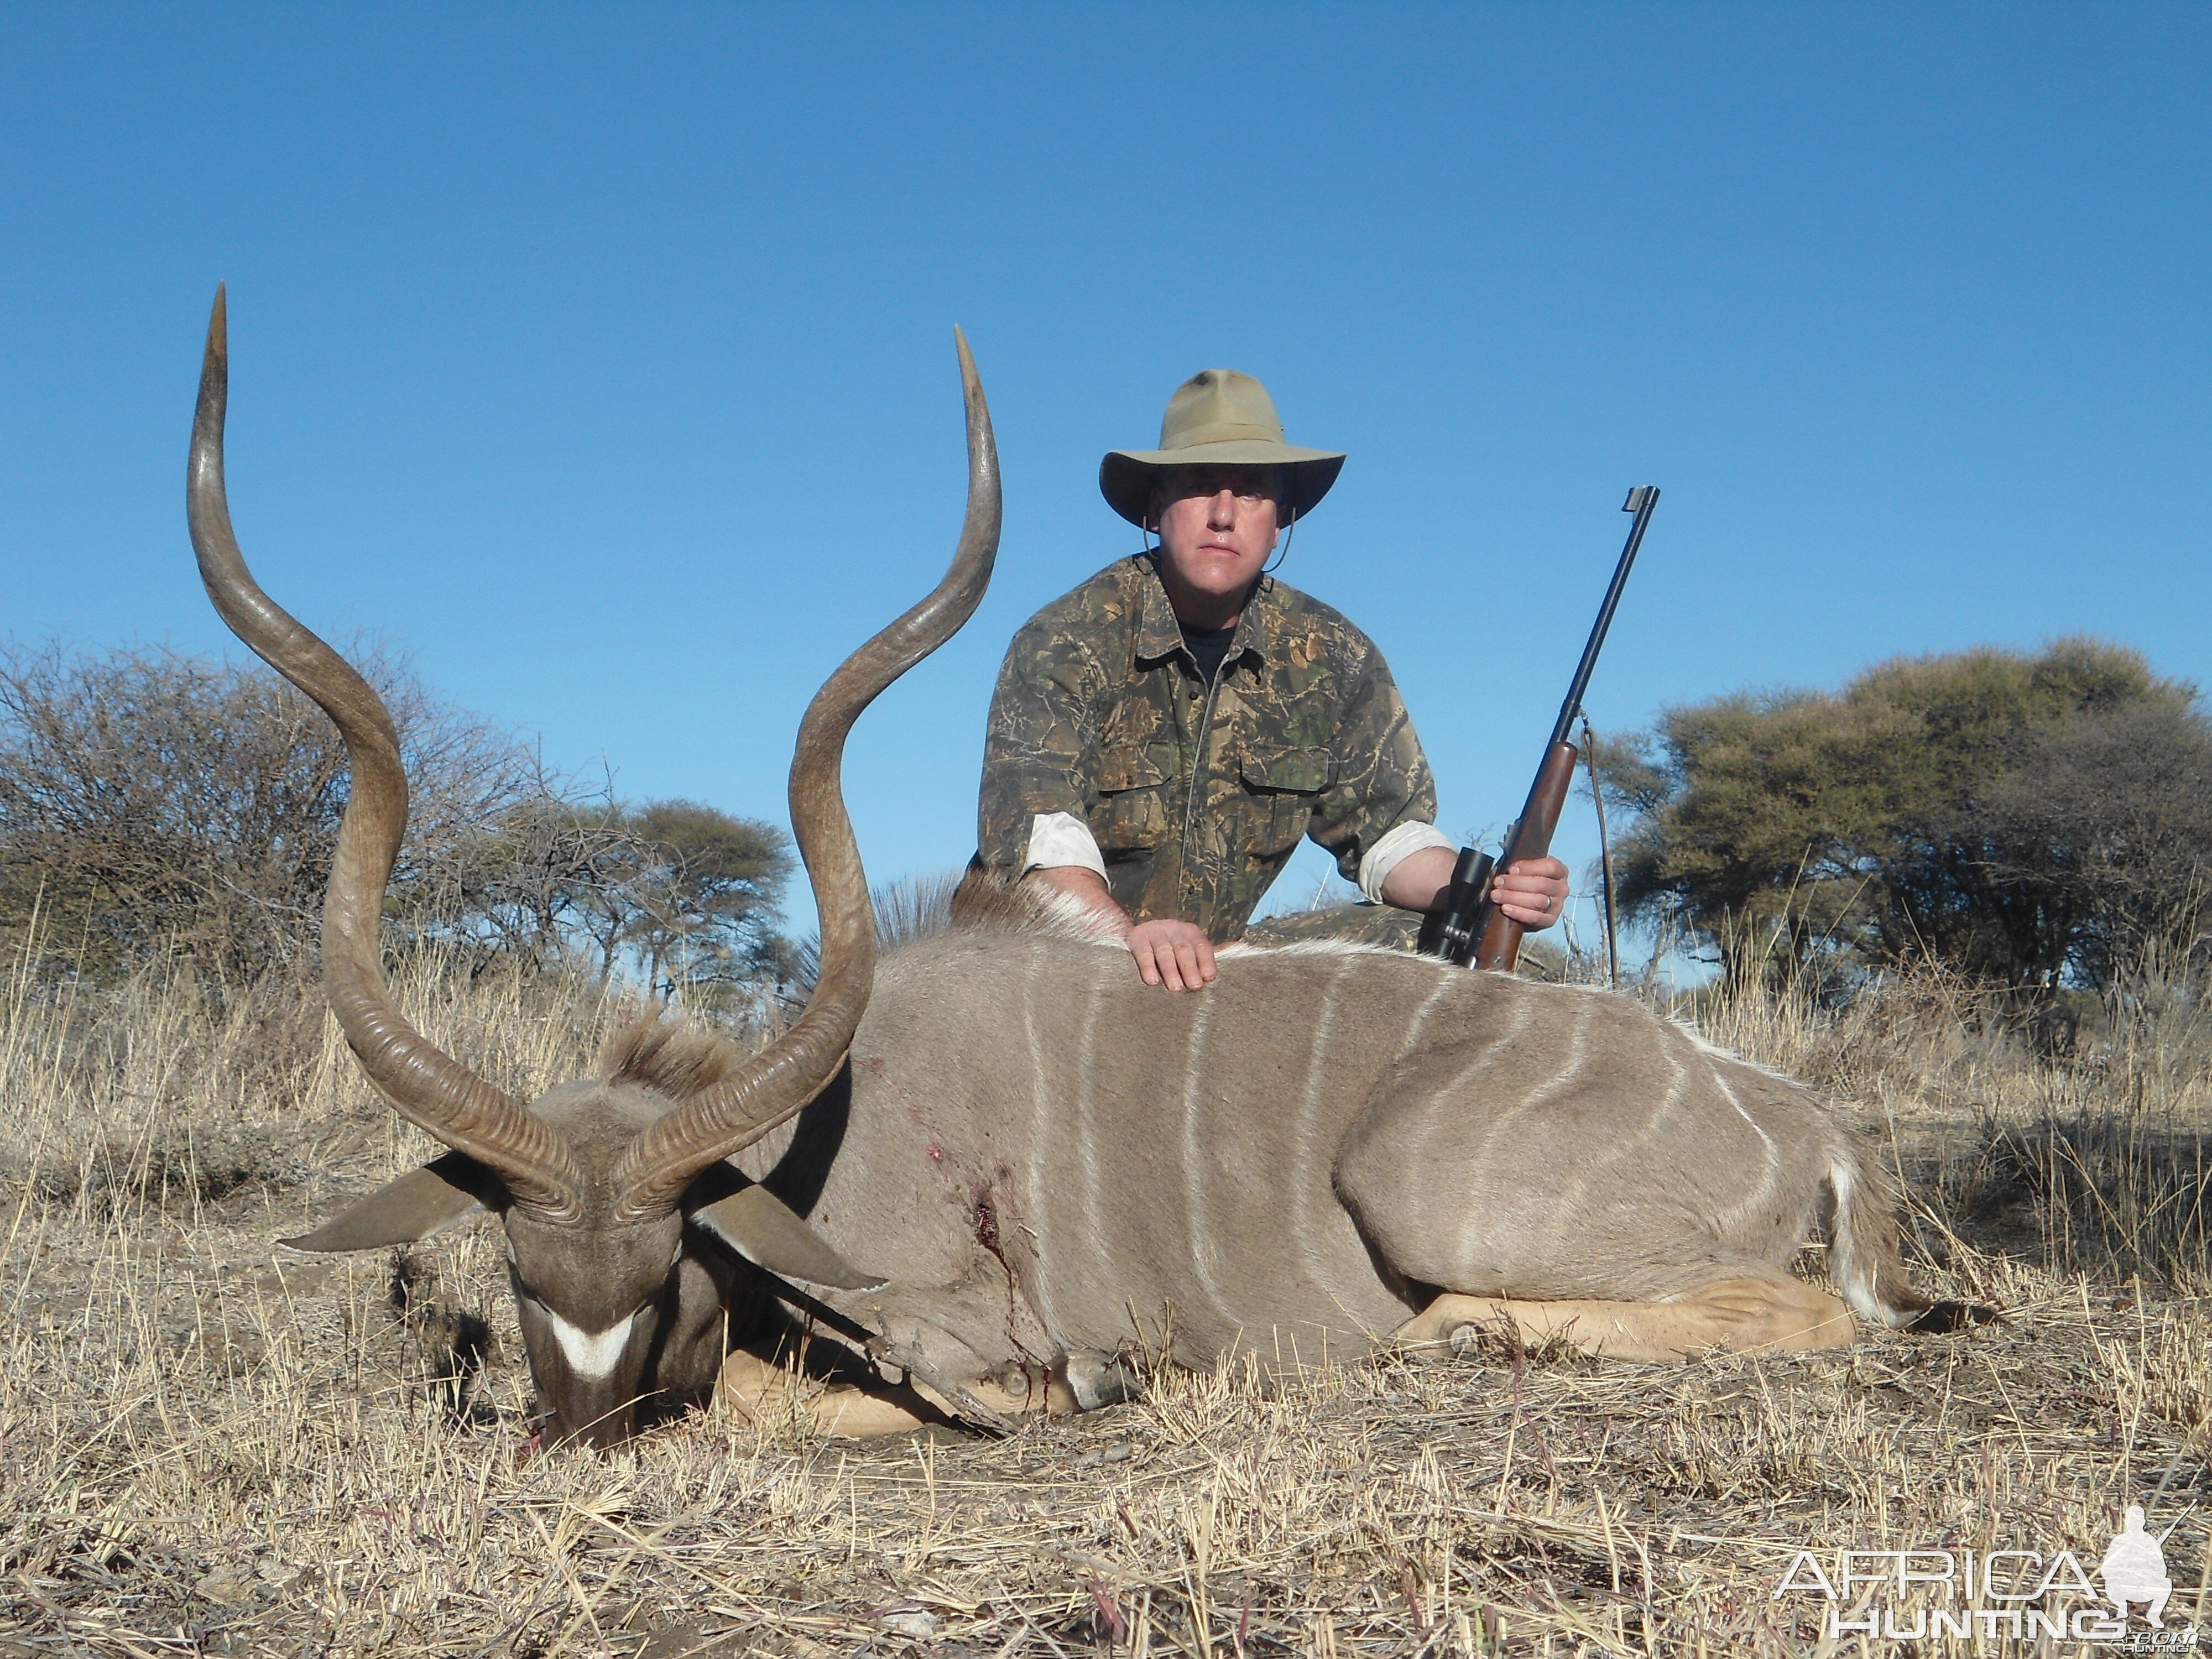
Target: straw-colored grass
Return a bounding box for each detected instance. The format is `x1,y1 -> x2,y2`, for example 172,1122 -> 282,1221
4,935 -> 2208,1657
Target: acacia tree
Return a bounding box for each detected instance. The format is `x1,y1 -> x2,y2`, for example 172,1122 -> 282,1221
1968,700 -> 2212,988
1604,639 -> 2212,994
0,644 -> 795,996
624,799 -> 795,992
451,794 -> 794,990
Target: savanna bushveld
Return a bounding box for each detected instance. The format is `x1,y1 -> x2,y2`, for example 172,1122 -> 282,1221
4,310 -> 2211,1658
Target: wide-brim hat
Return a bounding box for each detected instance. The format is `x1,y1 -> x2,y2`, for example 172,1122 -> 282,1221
1100,367 -> 1345,528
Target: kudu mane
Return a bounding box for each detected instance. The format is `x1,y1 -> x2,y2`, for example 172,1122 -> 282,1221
602,869 -> 1113,1102
598,1016 -> 753,1104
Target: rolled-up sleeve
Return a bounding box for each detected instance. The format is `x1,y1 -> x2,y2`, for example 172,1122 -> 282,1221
1356,818 -> 1457,902
1305,641 -> 1441,888
1021,810 -> 1108,878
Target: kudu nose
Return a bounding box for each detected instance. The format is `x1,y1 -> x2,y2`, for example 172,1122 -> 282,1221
556,1402 -> 638,1451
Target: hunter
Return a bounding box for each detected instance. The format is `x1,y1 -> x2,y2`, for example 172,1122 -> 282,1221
976,367 -> 1571,990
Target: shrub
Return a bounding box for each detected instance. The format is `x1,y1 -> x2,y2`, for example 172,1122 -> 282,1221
0,643 -> 794,999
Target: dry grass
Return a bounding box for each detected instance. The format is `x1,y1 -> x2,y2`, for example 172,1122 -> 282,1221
4,937 -> 2210,1657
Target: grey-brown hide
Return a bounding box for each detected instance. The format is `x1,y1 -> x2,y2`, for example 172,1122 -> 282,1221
186,288 -> 998,1449
731,905 -> 1939,1389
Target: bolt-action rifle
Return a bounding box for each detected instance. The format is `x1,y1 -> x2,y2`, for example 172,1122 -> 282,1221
1419,487 -> 1660,971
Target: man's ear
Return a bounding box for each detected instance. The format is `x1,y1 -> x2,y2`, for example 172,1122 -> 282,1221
281,1151 -> 503,1252
690,1184 -> 884,1291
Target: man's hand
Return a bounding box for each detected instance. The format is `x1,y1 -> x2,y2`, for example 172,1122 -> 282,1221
1488,856 -> 1570,928
1125,917 -> 1218,991
1027,866 -> 1219,990
1379,846 -> 1572,931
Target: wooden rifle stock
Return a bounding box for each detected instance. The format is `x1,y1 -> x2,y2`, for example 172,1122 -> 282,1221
1469,740 -> 1579,969
1421,487 -> 1660,971
1417,740 -> 1580,968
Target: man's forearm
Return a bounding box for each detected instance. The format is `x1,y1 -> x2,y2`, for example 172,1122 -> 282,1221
1381,844 -> 1572,931
1027,865 -> 1134,937
1378,844 -> 1458,912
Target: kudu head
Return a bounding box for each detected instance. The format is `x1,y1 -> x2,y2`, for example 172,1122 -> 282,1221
186,288 -> 1000,1447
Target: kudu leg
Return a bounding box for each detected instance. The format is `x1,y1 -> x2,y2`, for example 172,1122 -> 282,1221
714,1347 -> 1087,1439
717,1347 -> 942,1437
1395,1274 -> 1854,1364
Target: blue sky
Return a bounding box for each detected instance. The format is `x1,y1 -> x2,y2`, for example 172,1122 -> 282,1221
4,4 -> 2207,957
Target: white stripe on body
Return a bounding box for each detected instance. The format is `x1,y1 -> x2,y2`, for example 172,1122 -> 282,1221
1021,940 -> 1062,1339
1378,967 -> 1468,1290
1708,1065 -> 1780,1231
1072,963 -> 1110,1305
1435,989 -> 1537,1138
545,1309 -> 635,1381
1544,1009 -> 1691,1240
1289,954 -> 1361,1304
1178,997 -> 1237,1329
1448,993 -> 1579,1268
1522,997 -> 1600,1251
1394,968 -> 1462,1063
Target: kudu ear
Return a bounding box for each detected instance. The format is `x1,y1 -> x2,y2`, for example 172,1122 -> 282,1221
281,1152 -> 503,1253
689,1185 -> 885,1292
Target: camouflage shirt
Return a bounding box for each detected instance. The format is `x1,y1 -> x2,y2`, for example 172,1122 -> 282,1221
977,555 -> 1438,942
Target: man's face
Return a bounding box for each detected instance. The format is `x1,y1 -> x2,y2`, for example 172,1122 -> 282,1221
1149,466 -> 1285,609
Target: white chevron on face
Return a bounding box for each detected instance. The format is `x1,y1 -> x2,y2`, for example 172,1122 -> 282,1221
544,1308 -> 635,1380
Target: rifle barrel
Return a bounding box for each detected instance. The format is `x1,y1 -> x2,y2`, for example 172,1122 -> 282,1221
1549,486 -> 1660,749
1424,485 -> 1662,971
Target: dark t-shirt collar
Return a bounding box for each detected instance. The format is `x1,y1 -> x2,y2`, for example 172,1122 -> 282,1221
1179,619 -> 1239,686
1133,554 -> 1269,680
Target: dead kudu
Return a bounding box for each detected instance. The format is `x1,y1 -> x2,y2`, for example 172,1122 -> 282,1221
190,293 -> 1974,1449
189,288 -> 997,1446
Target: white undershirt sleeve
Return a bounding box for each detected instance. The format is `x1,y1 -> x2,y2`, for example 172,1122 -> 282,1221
1357,820 -> 1458,904
1021,810 -> 1108,881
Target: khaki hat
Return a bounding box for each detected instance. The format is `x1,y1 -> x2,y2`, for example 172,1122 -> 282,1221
1100,368 -> 1345,528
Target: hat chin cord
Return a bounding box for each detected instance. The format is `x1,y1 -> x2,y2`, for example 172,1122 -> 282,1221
1262,504 -> 1295,576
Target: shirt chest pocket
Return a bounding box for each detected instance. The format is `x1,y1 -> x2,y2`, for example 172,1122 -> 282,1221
1092,744 -> 1175,852
1239,745 -> 1337,852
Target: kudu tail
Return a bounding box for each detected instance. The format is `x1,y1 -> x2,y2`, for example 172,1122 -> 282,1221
1824,1141 -> 1987,1334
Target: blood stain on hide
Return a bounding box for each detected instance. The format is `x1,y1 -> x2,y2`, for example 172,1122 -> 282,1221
969,1190 -> 1041,1365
